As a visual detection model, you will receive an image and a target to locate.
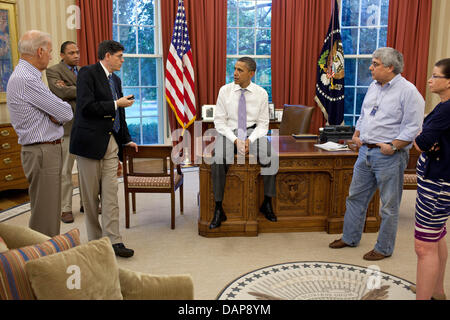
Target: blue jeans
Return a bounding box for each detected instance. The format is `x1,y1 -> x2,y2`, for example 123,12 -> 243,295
341,146 -> 409,256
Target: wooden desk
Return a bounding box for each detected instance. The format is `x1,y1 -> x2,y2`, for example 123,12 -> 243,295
198,136 -> 380,237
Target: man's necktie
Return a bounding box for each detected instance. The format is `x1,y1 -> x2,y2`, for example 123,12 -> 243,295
71,66 -> 78,76
108,75 -> 121,133
237,88 -> 247,141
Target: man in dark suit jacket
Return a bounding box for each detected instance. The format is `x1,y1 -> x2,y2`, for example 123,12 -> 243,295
70,40 -> 138,258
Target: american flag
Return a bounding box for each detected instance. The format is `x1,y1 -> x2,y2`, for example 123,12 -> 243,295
165,0 -> 196,131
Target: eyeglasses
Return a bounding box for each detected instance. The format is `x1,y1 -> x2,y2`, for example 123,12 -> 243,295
431,75 -> 448,79
371,61 -> 382,68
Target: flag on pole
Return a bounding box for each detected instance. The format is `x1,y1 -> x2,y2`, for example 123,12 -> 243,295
165,0 -> 196,131
314,0 -> 345,125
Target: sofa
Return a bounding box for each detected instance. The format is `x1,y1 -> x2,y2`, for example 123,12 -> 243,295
0,223 -> 194,300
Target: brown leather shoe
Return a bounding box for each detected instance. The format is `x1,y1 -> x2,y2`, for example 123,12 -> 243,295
329,238 -> 350,249
363,249 -> 391,261
61,211 -> 74,223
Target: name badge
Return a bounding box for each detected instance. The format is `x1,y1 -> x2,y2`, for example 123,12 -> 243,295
370,106 -> 379,116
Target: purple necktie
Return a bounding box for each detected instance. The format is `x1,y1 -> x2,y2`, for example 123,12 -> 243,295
238,89 -> 247,140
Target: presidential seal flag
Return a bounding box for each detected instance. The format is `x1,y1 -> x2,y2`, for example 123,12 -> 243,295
314,0 -> 345,125
165,0 -> 196,131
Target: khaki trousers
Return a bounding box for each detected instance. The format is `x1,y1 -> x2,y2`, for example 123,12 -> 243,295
76,136 -> 122,244
61,135 -> 82,212
21,143 -> 62,237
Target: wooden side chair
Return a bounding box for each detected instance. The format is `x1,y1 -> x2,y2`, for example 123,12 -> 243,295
403,147 -> 420,190
122,145 -> 184,229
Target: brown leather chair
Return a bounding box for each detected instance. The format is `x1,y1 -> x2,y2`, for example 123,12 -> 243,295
122,145 -> 184,229
278,104 -> 315,135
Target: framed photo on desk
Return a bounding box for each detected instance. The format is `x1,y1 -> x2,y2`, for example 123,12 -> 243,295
0,0 -> 19,103
202,104 -> 215,121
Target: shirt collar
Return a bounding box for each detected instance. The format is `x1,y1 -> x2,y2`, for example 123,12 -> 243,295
63,61 -> 77,72
99,61 -> 111,78
19,59 -> 42,78
233,81 -> 254,92
375,74 -> 402,87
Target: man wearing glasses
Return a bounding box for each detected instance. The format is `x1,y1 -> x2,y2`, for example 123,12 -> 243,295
329,47 -> 424,261
70,40 -> 138,258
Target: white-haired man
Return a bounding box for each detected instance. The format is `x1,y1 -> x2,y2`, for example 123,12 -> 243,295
7,30 -> 73,236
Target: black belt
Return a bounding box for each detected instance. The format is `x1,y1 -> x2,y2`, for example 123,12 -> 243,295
363,143 -> 380,149
25,139 -> 62,146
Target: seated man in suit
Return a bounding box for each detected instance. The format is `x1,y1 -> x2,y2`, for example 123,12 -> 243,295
70,40 -> 138,258
210,56 -> 277,229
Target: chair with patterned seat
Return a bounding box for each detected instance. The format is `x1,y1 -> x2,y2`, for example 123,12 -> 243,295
122,145 -> 184,229
403,147 -> 420,190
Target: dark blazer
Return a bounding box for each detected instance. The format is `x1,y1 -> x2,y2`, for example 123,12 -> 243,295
46,61 -> 77,135
70,62 -> 132,161
415,99 -> 450,181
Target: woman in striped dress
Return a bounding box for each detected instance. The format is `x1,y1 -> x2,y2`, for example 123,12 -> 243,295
413,58 -> 450,300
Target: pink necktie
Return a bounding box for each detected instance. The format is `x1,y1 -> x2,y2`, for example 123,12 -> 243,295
238,89 -> 247,140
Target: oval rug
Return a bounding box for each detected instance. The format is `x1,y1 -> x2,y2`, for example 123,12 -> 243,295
217,261 -> 415,300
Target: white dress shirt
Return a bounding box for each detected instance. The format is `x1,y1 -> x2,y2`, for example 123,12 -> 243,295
214,82 -> 269,143
356,74 -> 425,148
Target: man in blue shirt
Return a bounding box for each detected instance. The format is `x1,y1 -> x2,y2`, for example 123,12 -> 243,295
329,47 -> 425,260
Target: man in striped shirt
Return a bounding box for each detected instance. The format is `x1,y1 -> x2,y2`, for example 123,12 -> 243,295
6,30 -> 73,237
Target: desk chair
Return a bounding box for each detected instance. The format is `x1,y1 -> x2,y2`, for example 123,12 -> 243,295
279,104 -> 315,135
122,145 -> 184,229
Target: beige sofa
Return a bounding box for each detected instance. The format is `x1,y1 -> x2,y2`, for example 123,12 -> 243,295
0,223 -> 194,300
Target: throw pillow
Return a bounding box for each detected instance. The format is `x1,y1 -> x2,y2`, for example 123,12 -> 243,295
0,228 -> 80,300
25,237 -> 123,300
0,236 -> 8,253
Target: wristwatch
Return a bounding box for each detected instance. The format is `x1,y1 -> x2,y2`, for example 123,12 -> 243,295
388,142 -> 398,151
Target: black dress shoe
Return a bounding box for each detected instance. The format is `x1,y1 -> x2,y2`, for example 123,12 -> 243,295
112,243 -> 134,258
209,208 -> 227,229
260,201 -> 277,222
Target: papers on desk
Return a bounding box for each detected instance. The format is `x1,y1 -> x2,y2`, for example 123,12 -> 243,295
314,141 -> 350,151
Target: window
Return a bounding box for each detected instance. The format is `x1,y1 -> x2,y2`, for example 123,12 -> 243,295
340,0 -> 389,126
226,0 -> 272,101
112,0 -> 164,144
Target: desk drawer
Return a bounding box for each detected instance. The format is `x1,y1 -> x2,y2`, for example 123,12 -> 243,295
0,152 -> 22,170
0,126 -> 18,139
0,137 -> 21,155
0,167 -> 28,191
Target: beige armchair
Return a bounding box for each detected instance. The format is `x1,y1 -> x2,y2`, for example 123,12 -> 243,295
0,223 -> 194,300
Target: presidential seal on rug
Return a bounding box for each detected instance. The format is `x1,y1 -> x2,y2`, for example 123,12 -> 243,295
217,261 -> 415,300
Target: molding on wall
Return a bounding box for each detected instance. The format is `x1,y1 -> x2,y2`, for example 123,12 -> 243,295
426,0 -> 450,114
